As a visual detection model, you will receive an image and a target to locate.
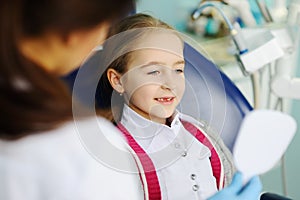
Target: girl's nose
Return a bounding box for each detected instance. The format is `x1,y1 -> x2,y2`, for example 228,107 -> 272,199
161,84 -> 173,90
161,74 -> 177,90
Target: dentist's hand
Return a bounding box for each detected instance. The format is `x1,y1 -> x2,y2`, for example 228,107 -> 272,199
207,172 -> 262,200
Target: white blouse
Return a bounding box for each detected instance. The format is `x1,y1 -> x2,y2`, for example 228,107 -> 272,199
121,105 -> 218,200
0,117 -> 144,200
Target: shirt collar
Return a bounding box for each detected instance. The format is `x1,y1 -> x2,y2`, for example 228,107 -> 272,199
120,104 -> 181,150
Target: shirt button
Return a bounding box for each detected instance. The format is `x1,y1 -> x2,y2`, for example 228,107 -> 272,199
192,184 -> 199,191
175,120 -> 179,125
181,151 -> 187,157
174,143 -> 181,149
190,174 -> 197,180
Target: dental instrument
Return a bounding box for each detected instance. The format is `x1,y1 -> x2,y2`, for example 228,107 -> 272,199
191,2 -> 249,55
270,0 -> 288,22
255,0 -> 273,23
223,0 -> 257,27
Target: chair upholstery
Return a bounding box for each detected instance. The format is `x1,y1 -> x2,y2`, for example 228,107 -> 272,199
179,43 -> 252,151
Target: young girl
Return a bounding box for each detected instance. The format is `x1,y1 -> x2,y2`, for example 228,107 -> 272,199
98,13 -> 235,200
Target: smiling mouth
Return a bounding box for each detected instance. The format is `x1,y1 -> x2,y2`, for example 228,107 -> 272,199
154,97 -> 175,103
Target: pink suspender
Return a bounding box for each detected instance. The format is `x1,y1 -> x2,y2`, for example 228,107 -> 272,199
181,120 -> 223,189
117,123 -> 162,200
117,120 -> 223,199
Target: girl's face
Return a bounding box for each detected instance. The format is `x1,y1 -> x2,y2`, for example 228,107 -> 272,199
121,45 -> 185,124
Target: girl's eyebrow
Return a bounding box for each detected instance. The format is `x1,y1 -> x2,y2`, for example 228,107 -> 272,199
140,60 -> 185,68
139,61 -> 165,68
174,60 -> 185,66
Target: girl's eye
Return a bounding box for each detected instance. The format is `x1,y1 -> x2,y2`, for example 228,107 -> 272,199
175,69 -> 184,73
147,70 -> 160,75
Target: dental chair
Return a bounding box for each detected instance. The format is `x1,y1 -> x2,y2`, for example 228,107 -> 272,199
179,42 -> 252,151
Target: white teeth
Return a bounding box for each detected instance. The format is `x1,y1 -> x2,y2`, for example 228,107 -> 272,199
157,97 -> 172,102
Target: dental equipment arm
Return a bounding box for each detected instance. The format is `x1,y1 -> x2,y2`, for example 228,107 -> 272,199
271,0 -> 300,100
191,1 -> 260,108
191,1 -> 284,109
271,51 -> 300,99
270,0 -> 288,22
223,0 -> 257,26
272,77 -> 300,99
191,2 -> 248,55
255,0 -> 273,23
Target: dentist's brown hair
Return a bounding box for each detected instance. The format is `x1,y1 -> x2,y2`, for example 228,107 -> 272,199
0,0 -> 134,140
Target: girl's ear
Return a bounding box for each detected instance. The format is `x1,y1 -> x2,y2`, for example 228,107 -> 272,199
107,68 -> 124,94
